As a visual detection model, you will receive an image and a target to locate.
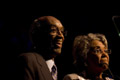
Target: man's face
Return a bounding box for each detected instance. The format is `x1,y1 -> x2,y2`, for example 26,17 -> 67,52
44,17 -> 65,56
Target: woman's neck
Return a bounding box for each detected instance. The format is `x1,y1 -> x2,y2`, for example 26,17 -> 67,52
86,68 -> 103,80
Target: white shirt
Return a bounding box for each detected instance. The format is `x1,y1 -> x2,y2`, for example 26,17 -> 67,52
46,59 -> 55,72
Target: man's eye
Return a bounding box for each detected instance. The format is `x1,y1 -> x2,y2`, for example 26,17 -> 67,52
50,29 -> 57,32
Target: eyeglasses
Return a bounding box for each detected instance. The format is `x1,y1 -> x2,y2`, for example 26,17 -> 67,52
90,48 -> 111,55
49,26 -> 67,37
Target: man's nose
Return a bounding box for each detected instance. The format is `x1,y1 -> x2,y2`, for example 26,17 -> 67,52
57,30 -> 64,40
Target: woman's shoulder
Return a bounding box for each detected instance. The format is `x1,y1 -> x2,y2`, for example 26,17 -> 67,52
105,77 -> 114,80
103,73 -> 114,80
63,73 -> 85,80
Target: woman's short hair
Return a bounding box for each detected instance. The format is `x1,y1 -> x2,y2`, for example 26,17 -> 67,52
72,33 -> 108,71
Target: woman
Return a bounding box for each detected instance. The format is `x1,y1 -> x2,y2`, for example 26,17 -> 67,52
63,33 -> 113,80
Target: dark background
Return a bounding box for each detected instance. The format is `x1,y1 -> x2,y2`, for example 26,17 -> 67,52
0,2 -> 120,80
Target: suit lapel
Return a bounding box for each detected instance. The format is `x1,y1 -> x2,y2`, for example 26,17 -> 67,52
34,53 -> 53,80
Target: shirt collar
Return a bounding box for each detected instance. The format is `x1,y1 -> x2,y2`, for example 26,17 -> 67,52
46,59 -> 55,72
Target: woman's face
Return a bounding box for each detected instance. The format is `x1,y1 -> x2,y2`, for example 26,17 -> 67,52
87,40 -> 109,72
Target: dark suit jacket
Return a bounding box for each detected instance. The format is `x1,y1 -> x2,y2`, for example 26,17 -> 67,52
16,52 -> 53,80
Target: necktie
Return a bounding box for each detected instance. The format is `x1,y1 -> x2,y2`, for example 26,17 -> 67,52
51,64 -> 57,80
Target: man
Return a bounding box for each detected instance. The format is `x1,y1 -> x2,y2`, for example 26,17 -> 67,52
16,16 -> 65,80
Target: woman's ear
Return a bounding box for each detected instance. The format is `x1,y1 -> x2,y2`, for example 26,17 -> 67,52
84,59 -> 88,67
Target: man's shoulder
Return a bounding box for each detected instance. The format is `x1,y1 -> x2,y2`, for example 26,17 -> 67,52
18,52 -> 43,61
17,52 -> 46,65
19,52 -> 35,56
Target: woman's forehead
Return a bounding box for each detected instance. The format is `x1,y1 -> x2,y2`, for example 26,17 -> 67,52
90,40 -> 105,48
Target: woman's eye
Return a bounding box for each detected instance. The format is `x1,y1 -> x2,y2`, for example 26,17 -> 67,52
94,49 -> 101,53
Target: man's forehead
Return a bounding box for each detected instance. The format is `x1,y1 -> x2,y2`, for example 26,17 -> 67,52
48,20 -> 64,29
48,19 -> 62,25
49,24 -> 64,30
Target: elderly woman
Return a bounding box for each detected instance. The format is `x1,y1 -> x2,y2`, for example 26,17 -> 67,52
63,33 -> 113,80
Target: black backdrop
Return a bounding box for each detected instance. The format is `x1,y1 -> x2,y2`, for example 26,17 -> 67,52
0,3 -> 120,80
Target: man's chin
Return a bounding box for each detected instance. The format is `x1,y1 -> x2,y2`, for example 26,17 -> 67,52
53,48 -> 62,55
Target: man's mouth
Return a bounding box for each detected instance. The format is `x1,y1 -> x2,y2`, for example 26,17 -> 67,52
55,42 -> 62,48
